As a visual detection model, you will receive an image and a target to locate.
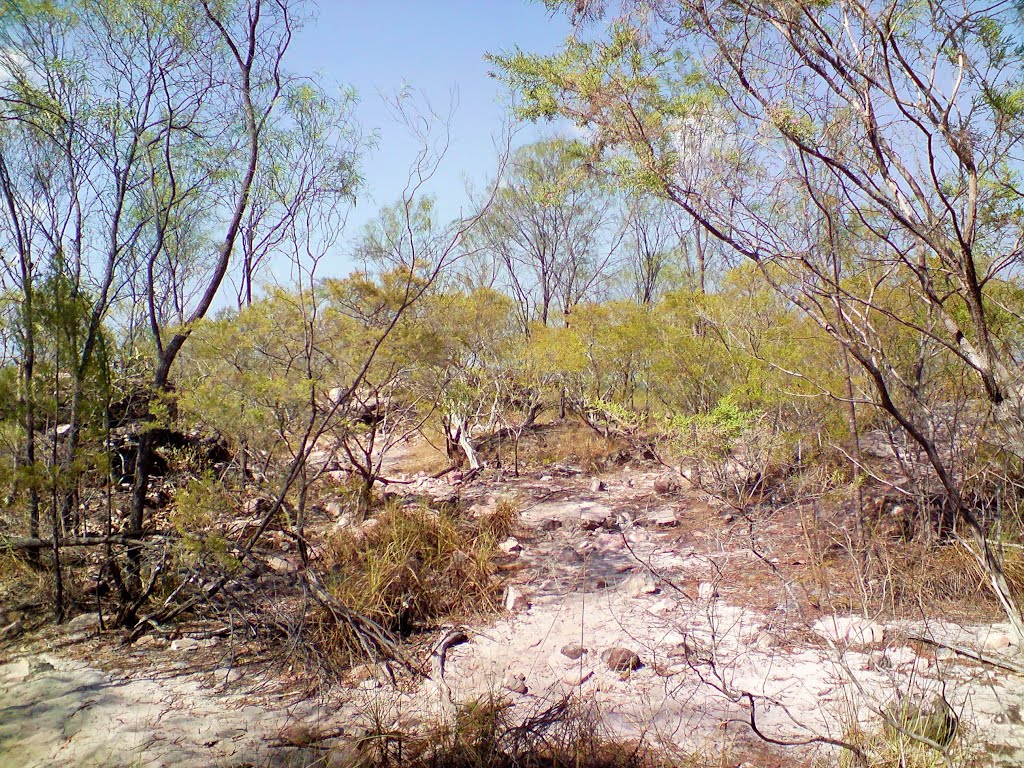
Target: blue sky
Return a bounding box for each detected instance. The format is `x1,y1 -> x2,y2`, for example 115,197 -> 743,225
286,1 -> 574,275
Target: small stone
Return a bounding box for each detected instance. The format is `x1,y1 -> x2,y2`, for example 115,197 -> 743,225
540,475 -> 554,482
561,669 -> 593,687
539,518 -> 563,532
170,638 -> 201,652
555,546 -> 585,564
981,631 -> 1013,650
278,723 -> 319,747
697,582 -> 717,601
64,613 -> 102,632
755,632 -> 778,651
812,615 -> 884,646
653,661 -> 687,677
601,647 -> 643,672
590,478 -> 606,492
653,474 -> 680,495
504,672 -> 527,694
578,511 -> 605,531
602,515 -> 619,531
266,556 -> 292,573
561,642 -> 587,660
498,537 -> 523,555
504,586 -> 529,612
623,572 -> 658,597
0,620 -> 23,642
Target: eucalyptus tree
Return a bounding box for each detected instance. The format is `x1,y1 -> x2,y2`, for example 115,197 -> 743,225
475,137 -> 626,331
492,0 -> 1024,638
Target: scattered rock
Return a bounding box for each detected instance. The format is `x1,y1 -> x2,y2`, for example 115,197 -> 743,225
601,647 -> 643,672
540,475 -> 554,483
590,478 -> 606,492
504,586 -> 530,612
504,672 -> 527,694
578,510 -> 606,531
561,642 -> 587,660
539,518 -> 563,532
498,537 -> 523,555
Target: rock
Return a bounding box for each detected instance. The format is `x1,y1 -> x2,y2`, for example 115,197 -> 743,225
638,508 -> 678,527
555,546 -> 585,564
561,669 -> 593,687
539,518 -> 563,531
653,474 -> 680,495
278,723 -> 320,747
0,619 -> 24,642
504,672 -> 527,694
590,478 -> 606,492
601,647 -> 643,672
214,666 -> 245,685
504,586 -> 529,612
266,556 -> 292,574
623,572 -> 658,597
812,615 -> 884,646
497,537 -> 523,555
653,661 -> 687,677
241,496 -> 273,517
755,632 -> 778,651
602,515 -> 619,531
170,638 -> 201,652
561,642 -> 587,660
64,613 -> 102,633
578,510 -> 605,531
979,629 -> 1016,650
448,470 -> 464,486
540,475 -> 554,482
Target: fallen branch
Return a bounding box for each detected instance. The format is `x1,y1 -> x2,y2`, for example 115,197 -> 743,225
1,532 -> 176,552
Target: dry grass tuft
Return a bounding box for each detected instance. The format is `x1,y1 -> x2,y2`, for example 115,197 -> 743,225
358,694 -> 674,768
321,504 -> 503,643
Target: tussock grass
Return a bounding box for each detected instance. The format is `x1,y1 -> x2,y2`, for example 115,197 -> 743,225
322,504 -> 503,640
357,694 -> 674,768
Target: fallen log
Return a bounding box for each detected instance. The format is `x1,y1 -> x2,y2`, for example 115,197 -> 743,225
1,532 -> 174,552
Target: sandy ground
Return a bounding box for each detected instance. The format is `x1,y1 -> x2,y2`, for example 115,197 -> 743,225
3,465 -> 1024,767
